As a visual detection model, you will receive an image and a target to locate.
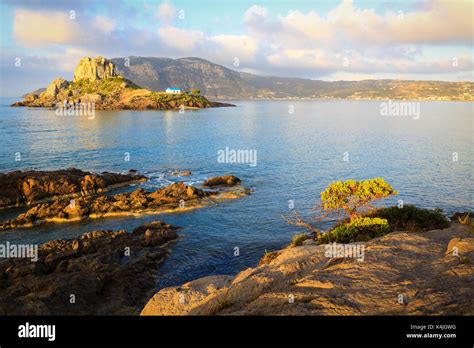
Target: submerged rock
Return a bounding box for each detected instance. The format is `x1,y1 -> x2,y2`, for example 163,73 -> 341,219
0,221 -> 179,315
0,168 -> 147,209
172,170 -> 192,177
141,223 -> 474,315
202,175 -> 241,188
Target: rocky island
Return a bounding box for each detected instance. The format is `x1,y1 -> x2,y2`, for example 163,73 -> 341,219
11,56 -> 235,110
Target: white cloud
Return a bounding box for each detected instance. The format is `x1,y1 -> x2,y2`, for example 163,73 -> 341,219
157,26 -> 204,51
8,0 -> 473,81
156,1 -> 177,23
252,0 -> 472,48
244,5 -> 268,23
92,16 -> 116,33
243,0 -> 473,77
13,9 -> 78,47
209,35 -> 258,61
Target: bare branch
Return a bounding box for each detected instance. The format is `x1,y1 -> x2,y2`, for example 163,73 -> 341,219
283,210 -> 322,237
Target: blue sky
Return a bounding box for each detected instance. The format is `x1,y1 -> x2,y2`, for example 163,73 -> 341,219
1,0 -> 473,96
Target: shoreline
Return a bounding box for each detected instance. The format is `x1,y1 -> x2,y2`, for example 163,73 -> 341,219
1,188 -> 249,230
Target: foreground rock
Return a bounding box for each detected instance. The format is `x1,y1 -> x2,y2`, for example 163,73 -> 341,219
0,178 -> 247,230
11,56 -> 235,110
0,221 -> 178,315
141,223 -> 474,315
0,168 -> 146,209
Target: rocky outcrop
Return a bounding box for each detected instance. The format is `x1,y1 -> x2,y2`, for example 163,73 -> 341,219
0,168 -> 147,209
141,223 -> 474,315
44,78 -> 70,98
203,175 -> 241,188
0,178 -> 248,230
11,56 -> 235,110
0,221 -> 179,315
73,56 -> 117,82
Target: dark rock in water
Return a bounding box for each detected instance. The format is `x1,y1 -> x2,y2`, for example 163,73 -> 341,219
0,168 -> 147,209
203,175 -> 241,187
208,101 -> 236,108
0,221 -> 179,315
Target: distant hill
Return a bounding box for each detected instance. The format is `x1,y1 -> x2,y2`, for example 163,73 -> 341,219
22,88 -> 45,98
111,56 -> 473,101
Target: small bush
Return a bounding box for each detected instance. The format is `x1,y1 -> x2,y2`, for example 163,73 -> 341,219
291,233 -> 309,247
318,217 -> 391,244
367,205 -> 449,232
259,250 -> 280,265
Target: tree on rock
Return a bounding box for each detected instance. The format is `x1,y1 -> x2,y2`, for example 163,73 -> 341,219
320,178 -> 397,220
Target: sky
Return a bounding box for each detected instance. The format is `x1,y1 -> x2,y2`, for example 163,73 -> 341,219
0,0 -> 473,96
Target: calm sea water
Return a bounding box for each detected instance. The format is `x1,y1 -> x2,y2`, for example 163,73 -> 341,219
0,98 -> 472,289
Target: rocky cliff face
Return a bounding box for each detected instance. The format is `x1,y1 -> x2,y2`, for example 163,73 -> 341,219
44,78 -> 69,98
73,56 -> 117,82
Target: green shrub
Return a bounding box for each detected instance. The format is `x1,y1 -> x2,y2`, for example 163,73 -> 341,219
318,217 -> 391,244
291,233 -> 309,247
259,250 -> 280,265
366,205 -> 449,232
320,178 -> 397,220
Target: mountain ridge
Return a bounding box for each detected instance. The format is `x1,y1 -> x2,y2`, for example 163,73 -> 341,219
111,56 -> 473,101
